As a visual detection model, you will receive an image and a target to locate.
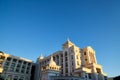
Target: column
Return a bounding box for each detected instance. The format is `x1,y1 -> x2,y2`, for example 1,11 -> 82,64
29,63 -> 32,74
19,61 -> 24,73
68,50 -> 70,76
14,60 -> 19,72
25,63 -> 28,74
94,54 -> 97,64
8,58 -> 13,71
59,54 -> 61,65
63,51 -> 65,76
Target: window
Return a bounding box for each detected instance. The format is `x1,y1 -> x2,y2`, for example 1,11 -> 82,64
16,69 -> 19,72
7,57 -> 11,61
76,55 -> 79,59
22,65 -> 25,68
61,54 -> 63,57
18,60 -> 22,63
85,59 -> 87,61
77,61 -> 79,65
61,59 -> 63,62
65,57 -> 67,61
65,68 -> 68,73
72,61 -> 73,66
85,74 -> 87,78
4,66 -> 8,71
104,76 -> 107,80
28,63 -> 31,66
13,59 -> 17,62
5,62 -> 10,66
84,52 -> 86,55
23,61 -> 26,64
57,55 -> 59,59
65,52 -> 67,56
11,63 -> 15,67
53,57 -> 55,61
96,68 -> 101,73
17,64 -> 20,68
0,55 -> 5,59
26,70 -> 29,74
65,63 -> 68,67
71,55 -> 73,59
88,73 -> 92,79
21,70 -> 24,73
72,68 -> 74,72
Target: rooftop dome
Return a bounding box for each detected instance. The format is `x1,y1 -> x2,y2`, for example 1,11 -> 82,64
85,46 -> 95,53
48,56 -> 57,66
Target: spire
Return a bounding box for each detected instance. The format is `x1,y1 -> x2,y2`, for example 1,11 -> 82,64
62,38 -> 74,49
48,56 -> 56,66
66,38 -> 72,43
50,56 -> 53,61
67,38 -> 70,42
39,53 -> 44,60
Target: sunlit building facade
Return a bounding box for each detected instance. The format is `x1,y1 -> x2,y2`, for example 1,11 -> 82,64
35,40 -> 107,80
0,40 -> 107,80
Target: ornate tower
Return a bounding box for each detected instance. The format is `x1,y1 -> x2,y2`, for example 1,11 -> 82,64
41,56 -> 61,80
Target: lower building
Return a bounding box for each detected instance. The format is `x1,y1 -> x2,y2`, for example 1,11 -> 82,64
0,51 -> 33,80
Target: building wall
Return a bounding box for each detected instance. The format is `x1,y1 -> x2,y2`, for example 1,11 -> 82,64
36,40 -> 107,80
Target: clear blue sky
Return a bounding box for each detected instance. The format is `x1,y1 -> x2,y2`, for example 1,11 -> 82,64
0,0 -> 120,77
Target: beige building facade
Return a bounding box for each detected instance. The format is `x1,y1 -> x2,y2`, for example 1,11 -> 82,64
35,40 -> 107,80
0,52 -> 33,80
0,39 -> 107,80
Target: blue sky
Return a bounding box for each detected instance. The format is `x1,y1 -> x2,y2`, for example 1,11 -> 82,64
0,0 -> 120,77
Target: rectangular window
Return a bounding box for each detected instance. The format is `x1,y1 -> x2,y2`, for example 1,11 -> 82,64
76,55 -> 79,59
65,57 -> 67,61
65,63 -> 68,67
72,61 -> 74,66
88,73 -> 92,79
65,68 -> 68,73
77,61 -> 79,65
71,55 -> 73,59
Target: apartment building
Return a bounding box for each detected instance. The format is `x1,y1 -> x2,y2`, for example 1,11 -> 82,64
0,52 -> 33,80
35,40 -> 107,80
